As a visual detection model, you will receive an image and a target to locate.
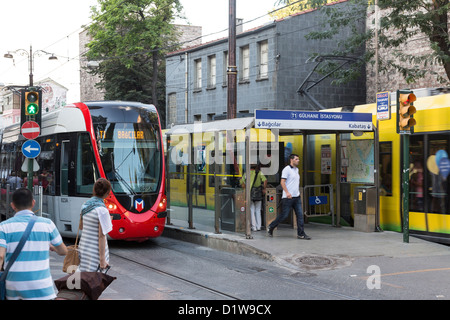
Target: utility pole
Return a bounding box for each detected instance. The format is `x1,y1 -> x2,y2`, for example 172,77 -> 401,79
227,0 -> 237,119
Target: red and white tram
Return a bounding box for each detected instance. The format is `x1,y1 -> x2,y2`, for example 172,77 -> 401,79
0,101 -> 166,241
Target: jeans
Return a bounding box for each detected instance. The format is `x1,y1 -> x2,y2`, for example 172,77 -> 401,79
268,197 -> 305,236
250,200 -> 262,231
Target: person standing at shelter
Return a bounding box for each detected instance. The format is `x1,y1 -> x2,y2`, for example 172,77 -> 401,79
241,164 -> 267,231
268,154 -> 311,240
0,188 -> 68,300
79,178 -> 113,272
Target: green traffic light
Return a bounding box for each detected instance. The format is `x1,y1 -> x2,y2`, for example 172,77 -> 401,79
26,103 -> 38,115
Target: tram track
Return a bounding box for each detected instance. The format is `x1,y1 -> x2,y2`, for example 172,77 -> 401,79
108,239 -> 360,301
109,251 -> 241,300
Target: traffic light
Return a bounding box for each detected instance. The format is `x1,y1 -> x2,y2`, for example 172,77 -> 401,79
20,88 -> 42,128
25,91 -> 39,115
396,90 -> 416,134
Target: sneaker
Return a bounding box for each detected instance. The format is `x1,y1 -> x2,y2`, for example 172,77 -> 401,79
297,234 -> 311,240
267,227 -> 273,237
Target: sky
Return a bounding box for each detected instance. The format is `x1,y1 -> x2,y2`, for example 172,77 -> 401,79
0,0 -> 279,103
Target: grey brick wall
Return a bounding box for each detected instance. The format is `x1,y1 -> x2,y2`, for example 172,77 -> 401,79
165,2 -> 367,127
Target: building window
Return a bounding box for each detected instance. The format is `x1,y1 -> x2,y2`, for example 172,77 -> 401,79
207,55 -> 216,89
194,59 -> 202,90
239,45 -> 250,82
223,51 -> 228,86
258,40 -> 268,80
194,114 -> 202,122
168,93 -> 177,126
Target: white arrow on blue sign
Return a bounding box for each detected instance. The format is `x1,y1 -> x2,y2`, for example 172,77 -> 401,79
22,140 -> 41,159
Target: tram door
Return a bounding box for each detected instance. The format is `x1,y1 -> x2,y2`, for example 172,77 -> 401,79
58,140 -> 71,222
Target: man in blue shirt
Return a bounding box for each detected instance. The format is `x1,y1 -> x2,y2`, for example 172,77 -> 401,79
0,188 -> 67,300
268,154 -> 311,240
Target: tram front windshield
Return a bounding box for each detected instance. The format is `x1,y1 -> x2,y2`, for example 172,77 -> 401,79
95,122 -> 162,194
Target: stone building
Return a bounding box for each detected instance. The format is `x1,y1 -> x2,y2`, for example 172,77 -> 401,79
165,1 -> 367,127
365,7 -> 450,102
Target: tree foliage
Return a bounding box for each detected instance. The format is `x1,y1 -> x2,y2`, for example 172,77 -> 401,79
274,0 -> 450,85
85,0 -> 183,125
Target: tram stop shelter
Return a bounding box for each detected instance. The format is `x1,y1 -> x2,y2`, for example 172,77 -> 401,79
165,109 -> 378,239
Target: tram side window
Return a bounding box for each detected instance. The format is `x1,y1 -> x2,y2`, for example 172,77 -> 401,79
76,133 -> 100,195
2,144 -> 23,190
428,134 -> 449,214
379,142 -> 392,196
37,138 -> 56,195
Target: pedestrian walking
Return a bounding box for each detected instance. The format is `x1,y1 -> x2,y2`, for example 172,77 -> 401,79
268,154 -> 311,240
0,188 -> 68,300
78,178 -> 113,272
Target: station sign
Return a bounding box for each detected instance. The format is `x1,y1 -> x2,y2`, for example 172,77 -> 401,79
255,110 -> 373,131
376,91 -> 391,120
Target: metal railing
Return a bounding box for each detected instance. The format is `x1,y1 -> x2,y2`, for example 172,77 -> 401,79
303,184 -> 334,225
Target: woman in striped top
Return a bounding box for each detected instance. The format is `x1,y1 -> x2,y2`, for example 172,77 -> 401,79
79,178 -> 113,272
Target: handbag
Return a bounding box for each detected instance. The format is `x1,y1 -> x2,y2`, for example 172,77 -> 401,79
62,214 -> 81,273
55,266 -> 116,300
0,215 -> 38,300
250,171 -> 263,201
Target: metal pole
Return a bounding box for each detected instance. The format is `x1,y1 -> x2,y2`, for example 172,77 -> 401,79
166,134 -> 172,225
29,45 -> 33,86
227,0 -> 237,119
375,120 -> 382,231
22,45 -> 34,191
26,46 -> 34,191
402,134 -> 410,243
188,132 -> 194,229
245,131 -> 252,239
214,131 -> 221,234
27,159 -> 33,191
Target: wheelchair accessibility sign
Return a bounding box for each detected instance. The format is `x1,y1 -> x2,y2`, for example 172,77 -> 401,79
309,196 -> 328,206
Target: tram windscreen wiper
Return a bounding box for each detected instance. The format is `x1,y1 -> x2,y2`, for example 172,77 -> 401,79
110,152 -> 136,195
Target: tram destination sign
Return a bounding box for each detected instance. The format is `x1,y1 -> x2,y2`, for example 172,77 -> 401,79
255,110 -> 373,131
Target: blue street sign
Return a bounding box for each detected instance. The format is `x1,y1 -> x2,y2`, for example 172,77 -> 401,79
309,196 -> 328,206
376,91 -> 391,120
22,140 -> 41,159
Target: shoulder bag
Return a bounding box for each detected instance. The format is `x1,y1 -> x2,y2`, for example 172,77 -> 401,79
0,215 -> 38,300
250,171 -> 263,202
63,214 -> 81,273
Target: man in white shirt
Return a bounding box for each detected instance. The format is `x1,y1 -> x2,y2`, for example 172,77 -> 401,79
268,154 -> 311,240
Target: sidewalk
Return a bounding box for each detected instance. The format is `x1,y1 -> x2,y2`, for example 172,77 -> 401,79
163,220 -> 450,271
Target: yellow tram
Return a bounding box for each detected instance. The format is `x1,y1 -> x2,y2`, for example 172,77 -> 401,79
165,92 -> 450,243
355,92 -> 450,243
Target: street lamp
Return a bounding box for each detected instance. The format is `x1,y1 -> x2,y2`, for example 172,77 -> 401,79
3,45 -> 58,86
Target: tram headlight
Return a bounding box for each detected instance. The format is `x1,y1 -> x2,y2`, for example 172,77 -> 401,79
157,195 -> 167,212
104,199 -> 117,211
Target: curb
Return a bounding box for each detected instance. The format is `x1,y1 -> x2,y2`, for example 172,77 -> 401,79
162,224 -> 273,261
